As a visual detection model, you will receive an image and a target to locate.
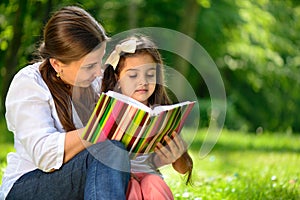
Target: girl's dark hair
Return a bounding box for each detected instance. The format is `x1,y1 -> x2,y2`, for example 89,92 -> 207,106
102,35 -> 171,105
101,35 -> 193,185
38,6 -> 108,131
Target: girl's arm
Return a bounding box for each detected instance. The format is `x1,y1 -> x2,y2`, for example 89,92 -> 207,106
153,133 -> 193,184
153,132 -> 190,173
172,151 -> 193,174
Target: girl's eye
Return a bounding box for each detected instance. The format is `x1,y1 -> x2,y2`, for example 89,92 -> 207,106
128,74 -> 137,78
127,72 -> 138,78
147,73 -> 155,77
146,70 -> 156,78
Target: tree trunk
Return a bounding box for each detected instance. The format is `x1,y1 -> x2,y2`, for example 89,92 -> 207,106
171,0 -> 200,98
128,0 -> 138,28
1,0 -> 28,115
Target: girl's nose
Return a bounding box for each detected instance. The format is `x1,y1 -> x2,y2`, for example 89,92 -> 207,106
138,75 -> 148,85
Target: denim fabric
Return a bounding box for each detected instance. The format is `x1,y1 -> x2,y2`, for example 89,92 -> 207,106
6,140 -> 130,200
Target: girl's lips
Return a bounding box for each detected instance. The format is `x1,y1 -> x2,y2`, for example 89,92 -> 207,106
135,89 -> 148,93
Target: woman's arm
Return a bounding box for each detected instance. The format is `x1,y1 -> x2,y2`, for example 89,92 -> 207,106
6,72 -> 92,171
63,128 -> 92,163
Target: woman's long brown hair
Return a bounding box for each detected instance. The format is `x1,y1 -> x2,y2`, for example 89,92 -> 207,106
102,35 -> 193,185
38,6 -> 107,131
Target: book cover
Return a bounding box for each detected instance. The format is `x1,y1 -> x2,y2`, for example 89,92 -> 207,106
81,90 -> 195,156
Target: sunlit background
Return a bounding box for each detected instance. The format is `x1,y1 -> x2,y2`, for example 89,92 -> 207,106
0,1 -> 299,199
1,0 -> 300,134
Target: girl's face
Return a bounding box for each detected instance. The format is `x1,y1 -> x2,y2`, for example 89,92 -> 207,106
54,43 -> 106,87
118,54 -> 156,105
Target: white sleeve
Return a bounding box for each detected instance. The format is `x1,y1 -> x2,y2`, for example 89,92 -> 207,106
5,73 -> 65,172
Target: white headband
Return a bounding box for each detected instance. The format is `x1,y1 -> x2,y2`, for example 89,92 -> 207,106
105,39 -> 137,70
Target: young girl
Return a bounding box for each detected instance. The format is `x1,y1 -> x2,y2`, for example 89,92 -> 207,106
102,35 -> 193,199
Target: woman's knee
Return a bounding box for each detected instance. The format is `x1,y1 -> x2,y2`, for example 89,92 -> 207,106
87,140 -> 130,172
110,140 -> 126,149
88,140 -> 126,153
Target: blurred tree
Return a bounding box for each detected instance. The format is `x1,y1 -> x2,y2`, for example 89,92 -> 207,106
0,0 -> 300,134
217,0 -> 300,132
0,0 -> 56,115
1,0 -> 28,116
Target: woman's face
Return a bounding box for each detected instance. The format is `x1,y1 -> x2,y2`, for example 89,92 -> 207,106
58,43 -> 106,87
118,53 -> 156,105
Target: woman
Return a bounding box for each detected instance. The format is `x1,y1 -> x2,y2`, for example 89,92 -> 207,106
0,6 -> 130,200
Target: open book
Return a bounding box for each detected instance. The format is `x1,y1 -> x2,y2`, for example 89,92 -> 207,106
81,91 -> 195,156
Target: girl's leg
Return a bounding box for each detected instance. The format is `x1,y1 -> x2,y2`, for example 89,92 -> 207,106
140,173 -> 174,200
6,140 -> 130,200
126,176 -> 143,200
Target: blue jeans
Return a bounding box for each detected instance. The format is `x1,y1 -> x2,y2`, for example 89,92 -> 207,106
6,140 -> 130,200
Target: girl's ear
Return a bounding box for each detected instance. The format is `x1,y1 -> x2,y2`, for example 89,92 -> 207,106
114,73 -> 120,87
116,81 -> 121,90
49,58 -> 63,73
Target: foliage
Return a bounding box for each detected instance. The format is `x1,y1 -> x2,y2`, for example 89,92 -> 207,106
0,119 -> 13,144
0,0 -> 300,136
216,0 -> 300,132
0,144 -> 14,185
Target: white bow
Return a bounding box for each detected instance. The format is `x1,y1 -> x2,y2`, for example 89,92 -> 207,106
105,39 -> 137,70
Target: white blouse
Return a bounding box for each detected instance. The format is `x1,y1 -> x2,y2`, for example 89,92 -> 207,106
0,62 -> 101,199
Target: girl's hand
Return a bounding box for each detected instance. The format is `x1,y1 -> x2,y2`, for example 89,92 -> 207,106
153,132 -> 187,166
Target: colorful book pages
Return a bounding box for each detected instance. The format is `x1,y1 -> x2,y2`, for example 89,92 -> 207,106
81,91 -> 195,155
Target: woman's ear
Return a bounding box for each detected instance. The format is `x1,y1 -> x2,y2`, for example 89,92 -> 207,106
49,58 -> 62,73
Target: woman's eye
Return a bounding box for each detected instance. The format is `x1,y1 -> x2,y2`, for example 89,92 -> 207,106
83,64 -> 95,71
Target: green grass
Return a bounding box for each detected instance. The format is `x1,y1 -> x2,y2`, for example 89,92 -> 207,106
161,129 -> 300,200
1,129 -> 300,199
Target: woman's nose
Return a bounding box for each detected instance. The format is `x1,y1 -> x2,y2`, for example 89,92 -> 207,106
94,63 -> 103,77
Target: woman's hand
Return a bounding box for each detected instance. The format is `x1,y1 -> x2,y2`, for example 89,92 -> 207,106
153,132 -> 187,167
